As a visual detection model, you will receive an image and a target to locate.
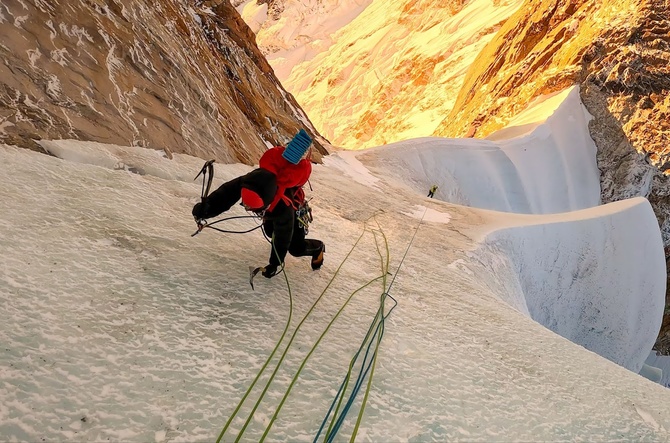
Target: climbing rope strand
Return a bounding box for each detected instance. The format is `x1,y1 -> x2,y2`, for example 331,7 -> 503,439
320,223 -> 391,442
321,228 -> 388,441
351,293 -> 398,442
323,219 -> 400,443
386,207 -> 427,295
259,273 -> 387,442
315,374 -> 347,442
330,322 -> 385,443
235,222 -> 370,442
372,222 -> 391,284
351,330 -> 383,443
324,318 -> 384,443
202,224 -> 263,235
206,215 -> 262,226
320,308 -> 381,442
193,214 -> 264,237
350,216 -> 412,443
329,291 -> 398,443
338,298 -> 399,428
217,211 -> 381,442
233,237 -> 294,442
322,295 -> 385,437
215,235 -> 292,443
349,214 -> 418,442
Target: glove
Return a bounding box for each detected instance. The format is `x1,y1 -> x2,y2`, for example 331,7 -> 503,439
192,199 -> 210,220
262,264 -> 279,278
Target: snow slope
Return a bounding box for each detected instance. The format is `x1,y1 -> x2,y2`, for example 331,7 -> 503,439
0,88 -> 668,441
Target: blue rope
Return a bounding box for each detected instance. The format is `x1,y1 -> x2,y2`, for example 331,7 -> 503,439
326,324 -> 383,442
314,293 -> 397,443
315,322 -> 380,442
331,294 -> 397,442
315,306 -> 382,441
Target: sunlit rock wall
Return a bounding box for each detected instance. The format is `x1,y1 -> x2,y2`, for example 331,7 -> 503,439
0,0 -> 328,164
245,0 -> 524,149
437,0 -> 670,237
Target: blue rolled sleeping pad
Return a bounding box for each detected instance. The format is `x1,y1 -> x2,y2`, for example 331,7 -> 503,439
282,129 -> 312,164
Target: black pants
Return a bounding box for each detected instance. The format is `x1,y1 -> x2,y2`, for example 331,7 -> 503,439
262,200 -> 323,267
427,191 -> 435,198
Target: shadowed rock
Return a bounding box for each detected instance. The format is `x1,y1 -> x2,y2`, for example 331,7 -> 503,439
0,0 -> 328,163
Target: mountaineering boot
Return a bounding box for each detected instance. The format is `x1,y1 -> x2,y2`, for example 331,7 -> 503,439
311,243 -> 325,270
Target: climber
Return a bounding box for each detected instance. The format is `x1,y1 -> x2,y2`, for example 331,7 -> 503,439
192,129 -> 325,278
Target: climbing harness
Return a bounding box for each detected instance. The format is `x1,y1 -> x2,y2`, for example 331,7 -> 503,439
296,199 -> 313,234
285,185 -> 312,235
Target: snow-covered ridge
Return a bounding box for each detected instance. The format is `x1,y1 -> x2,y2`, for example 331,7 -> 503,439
353,87 -> 600,215
475,198 -> 665,371
335,86 -> 665,373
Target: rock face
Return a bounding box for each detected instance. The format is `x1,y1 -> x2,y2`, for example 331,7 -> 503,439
246,0 -> 523,150
0,0 -> 328,163
436,0 -> 670,352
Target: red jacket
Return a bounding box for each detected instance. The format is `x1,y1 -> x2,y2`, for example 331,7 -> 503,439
260,146 -> 311,211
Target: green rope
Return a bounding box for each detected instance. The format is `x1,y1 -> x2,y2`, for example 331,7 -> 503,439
350,223 -> 392,441
234,267 -> 294,441
324,217 -> 415,442
260,272 -> 387,441
386,207 -> 426,294
350,210 -> 424,441
215,236 -> 292,443
351,295 -> 386,442
235,223 -> 369,442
